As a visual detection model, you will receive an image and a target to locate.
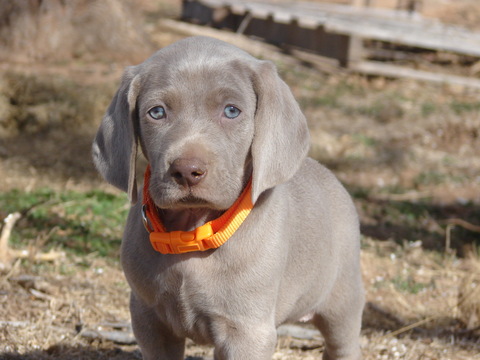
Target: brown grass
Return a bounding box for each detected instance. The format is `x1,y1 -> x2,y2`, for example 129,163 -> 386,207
1,240 -> 479,359
0,0 -> 153,63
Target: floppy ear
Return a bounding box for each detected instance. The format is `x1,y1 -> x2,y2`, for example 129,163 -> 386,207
92,66 -> 141,204
251,61 -> 310,203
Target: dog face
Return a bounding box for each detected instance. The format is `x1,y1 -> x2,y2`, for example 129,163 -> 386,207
93,36 -> 310,209
136,47 -> 257,210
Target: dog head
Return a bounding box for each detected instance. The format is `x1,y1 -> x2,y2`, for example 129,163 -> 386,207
92,36 -> 309,210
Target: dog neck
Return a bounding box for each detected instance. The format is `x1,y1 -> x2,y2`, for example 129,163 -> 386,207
157,207 -> 224,232
141,165 -> 253,255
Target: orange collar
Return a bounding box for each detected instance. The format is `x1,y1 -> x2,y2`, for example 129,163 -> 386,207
142,165 -> 253,254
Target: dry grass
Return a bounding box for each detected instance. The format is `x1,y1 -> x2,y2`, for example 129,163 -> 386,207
1,239 -> 479,359
0,0 -> 153,63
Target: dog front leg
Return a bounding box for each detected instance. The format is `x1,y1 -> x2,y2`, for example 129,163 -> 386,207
130,292 -> 185,360
213,322 -> 277,360
312,276 -> 364,360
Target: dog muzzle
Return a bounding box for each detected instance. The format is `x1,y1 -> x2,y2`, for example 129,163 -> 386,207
141,165 -> 253,255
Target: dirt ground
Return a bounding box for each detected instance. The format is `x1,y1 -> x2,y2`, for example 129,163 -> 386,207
1,1 -> 480,359
1,239 -> 480,359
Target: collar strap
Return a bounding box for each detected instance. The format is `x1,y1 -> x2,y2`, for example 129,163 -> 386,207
142,165 -> 253,254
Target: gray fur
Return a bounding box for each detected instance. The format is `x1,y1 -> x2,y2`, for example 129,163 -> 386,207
92,36 -> 364,360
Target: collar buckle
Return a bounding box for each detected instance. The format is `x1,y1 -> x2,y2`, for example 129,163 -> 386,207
149,223 -> 214,254
141,204 -> 154,233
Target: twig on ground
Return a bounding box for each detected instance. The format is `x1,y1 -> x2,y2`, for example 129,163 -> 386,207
0,321 -> 30,327
11,249 -> 65,262
0,212 -> 22,265
444,218 -> 480,253
383,278 -> 480,338
80,328 -> 137,345
371,191 -> 431,201
276,324 -> 321,340
0,212 -> 65,270
444,218 -> 480,233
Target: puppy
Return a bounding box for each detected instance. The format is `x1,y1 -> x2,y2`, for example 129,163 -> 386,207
93,36 -> 364,360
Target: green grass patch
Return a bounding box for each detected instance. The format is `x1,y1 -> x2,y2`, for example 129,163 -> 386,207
421,102 -> 437,117
414,171 -> 465,187
355,97 -> 404,123
0,189 -> 129,258
294,76 -> 362,110
450,100 -> 480,114
391,275 -> 431,295
352,133 -> 378,147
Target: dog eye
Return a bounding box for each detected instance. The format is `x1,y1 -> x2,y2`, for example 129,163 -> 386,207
223,105 -> 241,119
148,106 -> 166,120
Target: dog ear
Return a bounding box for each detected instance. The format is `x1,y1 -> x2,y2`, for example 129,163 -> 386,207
92,66 -> 141,204
250,61 -> 310,203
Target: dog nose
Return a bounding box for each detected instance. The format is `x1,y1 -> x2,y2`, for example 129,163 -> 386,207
169,158 -> 207,187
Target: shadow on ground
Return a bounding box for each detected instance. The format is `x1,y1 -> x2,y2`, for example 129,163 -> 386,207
0,346 -> 208,360
362,301 -> 480,351
356,195 -> 480,254
0,346 -> 140,360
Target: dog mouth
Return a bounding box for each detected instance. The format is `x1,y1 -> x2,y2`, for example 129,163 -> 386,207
158,191 -> 230,211
150,182 -> 216,210
178,194 -> 210,207
150,179 -> 235,211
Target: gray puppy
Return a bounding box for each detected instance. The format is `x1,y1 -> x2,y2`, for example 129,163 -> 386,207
92,36 -> 364,360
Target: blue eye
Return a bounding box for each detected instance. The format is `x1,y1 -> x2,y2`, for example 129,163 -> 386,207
148,106 -> 166,120
224,105 -> 241,119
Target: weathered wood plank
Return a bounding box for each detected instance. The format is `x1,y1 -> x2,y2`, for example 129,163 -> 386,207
353,61 -> 480,89
182,0 -> 480,88
184,0 -> 480,57
323,17 -> 480,57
